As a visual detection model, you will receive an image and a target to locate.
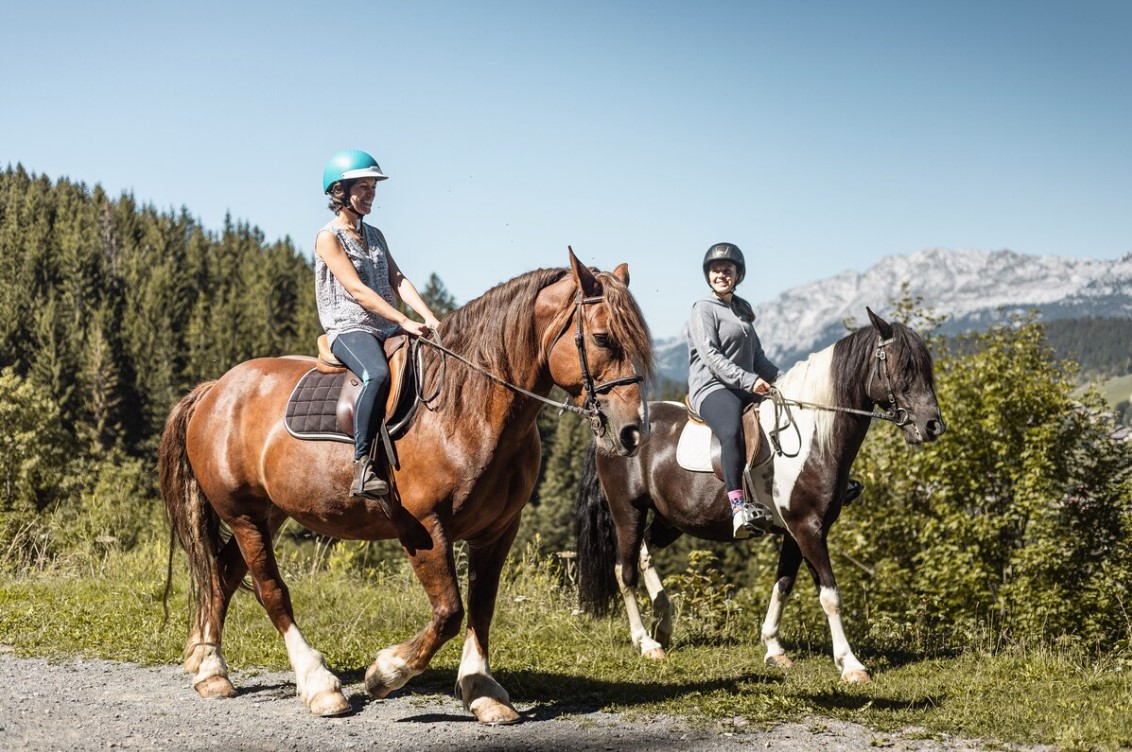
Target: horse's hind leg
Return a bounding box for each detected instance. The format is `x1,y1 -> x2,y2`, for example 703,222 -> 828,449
761,536 -> 802,670
456,529 -> 521,725
183,535 -> 247,698
227,516 -> 350,716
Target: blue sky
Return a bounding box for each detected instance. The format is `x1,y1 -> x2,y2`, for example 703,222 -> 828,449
3,1 -> 1129,337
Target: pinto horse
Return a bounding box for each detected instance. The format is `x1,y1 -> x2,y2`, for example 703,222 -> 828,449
576,309 -> 943,682
159,251 -> 652,722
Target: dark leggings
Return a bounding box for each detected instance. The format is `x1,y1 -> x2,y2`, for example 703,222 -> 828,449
330,331 -> 391,460
699,387 -> 759,493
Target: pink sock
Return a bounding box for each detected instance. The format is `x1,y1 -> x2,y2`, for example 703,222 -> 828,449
727,490 -> 745,506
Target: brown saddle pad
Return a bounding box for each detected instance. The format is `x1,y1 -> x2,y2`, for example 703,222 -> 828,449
284,334 -> 418,443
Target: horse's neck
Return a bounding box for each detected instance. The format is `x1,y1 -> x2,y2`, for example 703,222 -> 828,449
430,323 -> 551,435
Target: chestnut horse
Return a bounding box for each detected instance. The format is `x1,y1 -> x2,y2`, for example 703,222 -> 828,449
576,309 -> 944,682
159,251 -> 652,722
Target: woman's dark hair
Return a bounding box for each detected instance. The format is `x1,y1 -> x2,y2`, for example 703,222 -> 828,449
730,294 -> 756,323
326,179 -> 356,212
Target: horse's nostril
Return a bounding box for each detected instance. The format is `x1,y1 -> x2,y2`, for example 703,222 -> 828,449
928,419 -> 945,437
620,425 -> 641,452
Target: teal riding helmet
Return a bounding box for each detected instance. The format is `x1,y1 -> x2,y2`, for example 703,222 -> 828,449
322,150 -> 388,193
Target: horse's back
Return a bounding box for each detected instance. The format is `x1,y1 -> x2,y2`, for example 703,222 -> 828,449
186,357 -> 316,497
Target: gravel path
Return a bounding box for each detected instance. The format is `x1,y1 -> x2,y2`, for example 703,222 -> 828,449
0,650 -> 1040,752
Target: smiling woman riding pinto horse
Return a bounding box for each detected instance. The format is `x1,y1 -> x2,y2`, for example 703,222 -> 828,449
577,242 -> 945,683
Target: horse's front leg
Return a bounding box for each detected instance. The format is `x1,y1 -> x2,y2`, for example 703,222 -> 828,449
365,522 -> 464,700
638,543 -> 672,652
227,517 -> 350,716
614,560 -> 666,660
456,522 -> 522,725
793,524 -> 871,683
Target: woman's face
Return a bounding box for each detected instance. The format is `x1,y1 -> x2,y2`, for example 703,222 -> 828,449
707,260 -> 738,296
348,178 -> 378,216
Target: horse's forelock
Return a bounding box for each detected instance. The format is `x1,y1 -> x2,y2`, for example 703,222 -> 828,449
595,270 -> 654,381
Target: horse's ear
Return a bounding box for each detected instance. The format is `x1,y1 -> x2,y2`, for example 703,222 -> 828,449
612,263 -> 630,286
568,246 -> 600,297
867,307 -> 894,339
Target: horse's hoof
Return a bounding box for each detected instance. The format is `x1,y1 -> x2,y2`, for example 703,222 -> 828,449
194,675 -> 237,699
469,697 -> 521,726
642,646 -> 667,661
364,661 -> 397,699
842,669 -> 872,684
765,654 -> 794,669
309,690 -> 351,717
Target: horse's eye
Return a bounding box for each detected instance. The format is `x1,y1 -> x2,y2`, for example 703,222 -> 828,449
593,333 -> 612,348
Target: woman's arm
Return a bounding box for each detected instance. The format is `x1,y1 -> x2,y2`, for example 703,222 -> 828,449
688,302 -> 757,390
315,229 -> 412,327
387,252 -> 441,331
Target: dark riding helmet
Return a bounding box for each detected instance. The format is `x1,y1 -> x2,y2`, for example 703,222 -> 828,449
702,243 -> 746,285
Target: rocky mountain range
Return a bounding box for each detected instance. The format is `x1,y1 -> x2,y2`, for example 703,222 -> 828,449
654,248 -> 1132,383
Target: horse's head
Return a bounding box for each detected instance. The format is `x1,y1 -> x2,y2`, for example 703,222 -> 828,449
866,308 -> 946,445
540,250 -> 653,456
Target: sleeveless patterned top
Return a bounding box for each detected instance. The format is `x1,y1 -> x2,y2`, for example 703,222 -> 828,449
314,220 -> 401,344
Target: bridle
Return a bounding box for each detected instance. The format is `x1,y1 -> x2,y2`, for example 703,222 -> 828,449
766,333 -> 915,456
416,289 -> 644,439
548,291 -> 645,436
866,335 -> 912,427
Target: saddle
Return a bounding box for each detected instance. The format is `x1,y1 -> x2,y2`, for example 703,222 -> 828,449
674,396 -> 776,523
676,396 -> 772,478
284,334 -> 420,448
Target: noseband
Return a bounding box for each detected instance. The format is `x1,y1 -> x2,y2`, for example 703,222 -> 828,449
867,336 -> 911,427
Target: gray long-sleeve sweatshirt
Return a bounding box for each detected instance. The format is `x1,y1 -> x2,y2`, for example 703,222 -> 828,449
686,295 -> 780,413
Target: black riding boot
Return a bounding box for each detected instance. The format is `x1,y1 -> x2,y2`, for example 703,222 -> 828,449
351,457 -> 388,498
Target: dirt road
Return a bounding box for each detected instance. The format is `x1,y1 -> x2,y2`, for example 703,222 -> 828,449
0,651 -> 1036,751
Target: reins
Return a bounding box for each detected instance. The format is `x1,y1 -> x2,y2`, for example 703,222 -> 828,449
763,334 -> 911,456
413,290 -> 642,437
415,334 -> 592,419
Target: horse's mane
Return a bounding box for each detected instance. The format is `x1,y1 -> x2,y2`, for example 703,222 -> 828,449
775,321 -> 932,457
432,265 -> 653,415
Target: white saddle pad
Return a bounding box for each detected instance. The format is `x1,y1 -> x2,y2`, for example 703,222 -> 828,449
675,420 -> 714,473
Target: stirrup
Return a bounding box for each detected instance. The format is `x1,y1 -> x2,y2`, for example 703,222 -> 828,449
731,500 -> 770,540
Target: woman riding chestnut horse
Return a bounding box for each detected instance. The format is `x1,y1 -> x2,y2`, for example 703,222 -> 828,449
160,220 -> 651,720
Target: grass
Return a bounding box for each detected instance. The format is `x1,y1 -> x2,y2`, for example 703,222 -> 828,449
2,540 -> 1131,751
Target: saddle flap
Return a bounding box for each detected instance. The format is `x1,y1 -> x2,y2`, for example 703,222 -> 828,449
287,334 -> 421,443
674,401 -> 770,477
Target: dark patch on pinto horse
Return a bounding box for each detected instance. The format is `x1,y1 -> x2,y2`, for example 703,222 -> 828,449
576,308 -> 945,680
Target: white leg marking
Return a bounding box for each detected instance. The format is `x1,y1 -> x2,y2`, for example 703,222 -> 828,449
761,580 -> 790,666
616,562 -> 664,657
457,631 -> 519,724
370,647 -> 420,693
818,586 -> 868,679
283,625 -> 342,705
639,544 -> 672,648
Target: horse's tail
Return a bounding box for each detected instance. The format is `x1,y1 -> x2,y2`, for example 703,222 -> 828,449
159,381 -> 221,632
575,439 -> 620,616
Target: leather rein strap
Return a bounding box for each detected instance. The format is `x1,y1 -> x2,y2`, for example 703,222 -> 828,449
417,289 -> 642,438
766,335 -> 911,456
